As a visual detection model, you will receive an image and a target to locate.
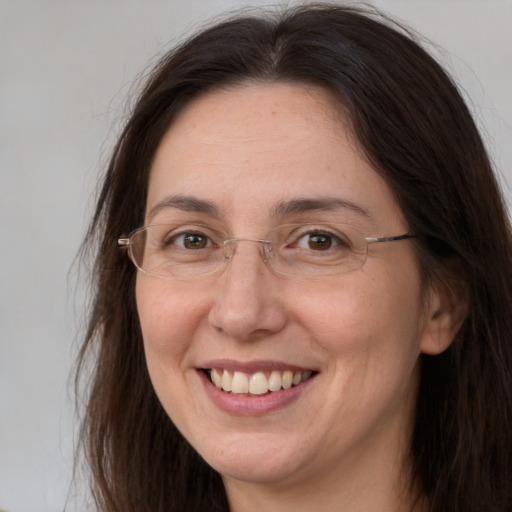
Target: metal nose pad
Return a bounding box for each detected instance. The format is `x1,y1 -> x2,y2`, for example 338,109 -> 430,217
222,238 -> 273,264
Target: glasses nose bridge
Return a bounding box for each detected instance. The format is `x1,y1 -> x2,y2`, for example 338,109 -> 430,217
222,237 -> 273,263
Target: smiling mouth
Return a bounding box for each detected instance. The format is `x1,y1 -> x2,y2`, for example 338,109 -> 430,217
205,368 -> 315,395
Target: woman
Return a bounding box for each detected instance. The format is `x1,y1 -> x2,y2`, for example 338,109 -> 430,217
77,3 -> 512,511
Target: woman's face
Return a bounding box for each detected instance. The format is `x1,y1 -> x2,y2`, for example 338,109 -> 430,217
137,83 -> 442,492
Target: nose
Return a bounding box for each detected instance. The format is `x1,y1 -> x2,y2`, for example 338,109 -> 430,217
208,239 -> 287,341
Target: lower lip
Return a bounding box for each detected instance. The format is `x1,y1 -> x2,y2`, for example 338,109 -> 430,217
199,371 -> 315,416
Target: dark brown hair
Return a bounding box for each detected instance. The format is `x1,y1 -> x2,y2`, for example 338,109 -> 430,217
77,4 -> 512,511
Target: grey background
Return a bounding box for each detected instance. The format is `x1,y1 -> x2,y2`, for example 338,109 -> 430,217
1,1 -> 511,511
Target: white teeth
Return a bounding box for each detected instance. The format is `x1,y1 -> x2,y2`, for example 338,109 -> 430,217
268,370 -> 282,391
282,370 -> 293,389
232,371 -> 249,393
249,372 -> 268,395
211,368 -> 222,387
221,370 -> 232,392
210,368 -> 313,395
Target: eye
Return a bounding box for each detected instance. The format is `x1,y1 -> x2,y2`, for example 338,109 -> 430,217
295,230 -> 347,251
165,231 -> 213,250
300,233 -> 334,250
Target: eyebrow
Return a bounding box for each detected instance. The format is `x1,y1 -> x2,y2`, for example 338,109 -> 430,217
271,197 -> 371,219
147,195 -> 220,222
147,194 -> 370,223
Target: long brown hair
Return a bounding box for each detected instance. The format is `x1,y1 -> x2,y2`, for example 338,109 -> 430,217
76,4 -> 512,511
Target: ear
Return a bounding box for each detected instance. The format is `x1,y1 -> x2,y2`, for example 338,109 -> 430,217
420,279 -> 468,355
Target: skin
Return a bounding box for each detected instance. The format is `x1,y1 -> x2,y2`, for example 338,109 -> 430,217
136,83 -> 460,512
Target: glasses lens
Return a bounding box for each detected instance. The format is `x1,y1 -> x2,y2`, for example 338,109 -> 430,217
268,223 -> 368,277
129,225 -> 224,279
127,223 -> 371,279
128,228 -> 147,269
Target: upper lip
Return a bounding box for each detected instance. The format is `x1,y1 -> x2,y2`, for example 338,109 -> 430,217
199,358 -> 317,373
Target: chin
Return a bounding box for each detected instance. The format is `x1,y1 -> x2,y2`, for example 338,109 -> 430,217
197,433 -> 307,484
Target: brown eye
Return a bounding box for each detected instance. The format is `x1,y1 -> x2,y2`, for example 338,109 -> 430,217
296,232 -> 341,251
182,233 -> 209,249
307,234 -> 332,250
166,232 -> 212,249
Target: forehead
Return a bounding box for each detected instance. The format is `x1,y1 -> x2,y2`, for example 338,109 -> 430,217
146,82 -> 404,231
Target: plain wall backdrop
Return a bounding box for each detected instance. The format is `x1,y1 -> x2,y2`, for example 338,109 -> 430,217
1,1 -> 511,510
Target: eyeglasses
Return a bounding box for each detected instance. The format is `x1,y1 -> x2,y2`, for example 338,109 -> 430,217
118,223 -> 414,280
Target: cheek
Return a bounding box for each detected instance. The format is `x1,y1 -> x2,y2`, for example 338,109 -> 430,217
135,277 -> 207,369
297,262 -> 425,424
135,278 -> 209,439
291,259 -> 425,361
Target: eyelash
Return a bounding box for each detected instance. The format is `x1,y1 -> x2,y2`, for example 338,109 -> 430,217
163,230 -> 216,249
288,229 -> 348,251
161,226 -> 350,252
